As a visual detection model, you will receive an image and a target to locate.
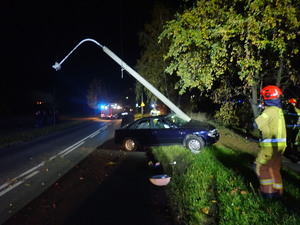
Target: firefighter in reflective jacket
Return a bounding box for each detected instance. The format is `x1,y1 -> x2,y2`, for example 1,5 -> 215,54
288,98 -> 300,148
254,85 -> 287,199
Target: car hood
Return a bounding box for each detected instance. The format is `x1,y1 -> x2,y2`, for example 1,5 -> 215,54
182,119 -> 216,130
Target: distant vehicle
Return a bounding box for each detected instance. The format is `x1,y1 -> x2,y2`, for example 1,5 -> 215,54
100,103 -> 123,120
114,113 -> 219,153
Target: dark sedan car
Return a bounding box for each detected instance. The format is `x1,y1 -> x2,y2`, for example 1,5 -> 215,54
114,113 -> 219,153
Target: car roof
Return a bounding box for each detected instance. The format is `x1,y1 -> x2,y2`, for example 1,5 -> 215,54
120,114 -> 167,128
137,115 -> 166,120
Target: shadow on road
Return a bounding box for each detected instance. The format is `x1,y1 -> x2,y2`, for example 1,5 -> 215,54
67,151 -> 173,225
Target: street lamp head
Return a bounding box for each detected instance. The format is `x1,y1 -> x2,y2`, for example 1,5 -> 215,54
52,62 -> 61,71
52,39 -> 104,72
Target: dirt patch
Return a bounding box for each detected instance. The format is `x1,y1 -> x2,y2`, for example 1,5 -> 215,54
216,127 -> 259,154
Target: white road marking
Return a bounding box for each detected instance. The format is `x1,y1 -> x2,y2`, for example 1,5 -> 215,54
0,180 -> 23,197
60,141 -> 85,157
0,170 -> 40,197
0,123 -> 112,197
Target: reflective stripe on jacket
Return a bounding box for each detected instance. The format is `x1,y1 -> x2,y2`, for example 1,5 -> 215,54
255,106 -> 287,148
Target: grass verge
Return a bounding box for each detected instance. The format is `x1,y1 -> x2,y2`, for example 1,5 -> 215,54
152,145 -> 300,225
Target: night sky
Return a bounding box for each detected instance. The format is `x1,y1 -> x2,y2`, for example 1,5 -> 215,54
1,0 -> 157,115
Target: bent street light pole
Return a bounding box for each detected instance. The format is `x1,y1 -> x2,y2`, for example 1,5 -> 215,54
52,38 -> 191,121
102,46 -> 190,121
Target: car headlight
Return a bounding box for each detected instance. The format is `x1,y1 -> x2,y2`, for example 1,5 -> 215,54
208,129 -> 218,137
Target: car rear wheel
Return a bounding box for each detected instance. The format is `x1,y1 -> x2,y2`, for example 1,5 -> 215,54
123,138 -> 138,151
186,136 -> 205,154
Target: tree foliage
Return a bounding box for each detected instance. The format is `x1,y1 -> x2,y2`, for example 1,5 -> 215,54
135,2 -> 182,106
159,0 -> 300,125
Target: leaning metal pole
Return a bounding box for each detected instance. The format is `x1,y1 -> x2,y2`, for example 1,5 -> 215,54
52,38 -> 191,121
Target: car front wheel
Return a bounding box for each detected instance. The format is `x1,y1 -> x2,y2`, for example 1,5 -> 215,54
186,136 -> 205,154
123,138 -> 138,151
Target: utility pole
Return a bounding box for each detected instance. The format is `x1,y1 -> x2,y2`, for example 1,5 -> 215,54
52,38 -> 191,121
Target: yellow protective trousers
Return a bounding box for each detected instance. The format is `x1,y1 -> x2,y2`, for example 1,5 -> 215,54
257,147 -> 285,197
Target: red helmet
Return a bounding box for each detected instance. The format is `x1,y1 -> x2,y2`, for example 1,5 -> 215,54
288,98 -> 297,104
260,85 -> 283,100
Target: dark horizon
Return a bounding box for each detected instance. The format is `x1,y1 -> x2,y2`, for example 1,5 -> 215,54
1,0 -> 156,117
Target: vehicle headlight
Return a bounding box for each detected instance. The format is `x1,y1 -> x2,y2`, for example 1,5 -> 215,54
208,129 -> 218,137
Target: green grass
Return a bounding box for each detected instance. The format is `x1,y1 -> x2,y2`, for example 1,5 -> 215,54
151,145 -> 300,225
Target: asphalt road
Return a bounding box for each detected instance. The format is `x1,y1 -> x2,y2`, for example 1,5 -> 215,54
2,143 -> 175,225
0,119 -> 117,225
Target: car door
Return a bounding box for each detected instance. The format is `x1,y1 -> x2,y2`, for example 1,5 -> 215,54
132,118 -> 153,145
151,118 -> 182,144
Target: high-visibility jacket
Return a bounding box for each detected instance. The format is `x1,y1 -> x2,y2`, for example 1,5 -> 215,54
254,106 -> 286,198
294,107 -> 300,146
255,106 -> 287,149
295,107 -> 300,124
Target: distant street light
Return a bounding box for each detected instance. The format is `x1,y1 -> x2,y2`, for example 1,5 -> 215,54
52,38 -> 191,121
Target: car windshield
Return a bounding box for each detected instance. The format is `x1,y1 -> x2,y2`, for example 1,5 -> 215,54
165,114 -> 189,126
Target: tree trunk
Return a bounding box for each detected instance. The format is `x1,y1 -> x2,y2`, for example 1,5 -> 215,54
250,86 -> 259,118
276,58 -> 283,87
250,73 -> 260,118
